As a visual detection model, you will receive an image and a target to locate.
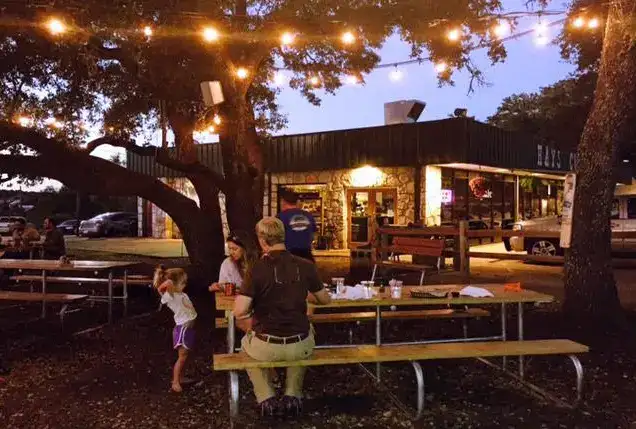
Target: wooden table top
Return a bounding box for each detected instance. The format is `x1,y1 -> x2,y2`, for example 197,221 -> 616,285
215,284 -> 554,311
0,259 -> 141,271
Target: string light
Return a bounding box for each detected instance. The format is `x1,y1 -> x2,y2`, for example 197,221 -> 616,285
202,27 -> 220,42
272,71 -> 287,86
46,18 -> 66,36
492,21 -> 510,38
534,21 -> 550,46
51,120 -> 64,129
588,18 -> 600,29
341,31 -> 356,44
213,115 -> 222,125
389,67 -> 403,82
345,75 -> 360,85
281,32 -> 295,46
207,125 -> 216,134
143,26 -> 153,37
572,17 -> 585,28
235,67 -> 249,79
447,28 -> 461,42
434,61 -> 448,73
309,76 -> 321,87
17,117 -> 33,127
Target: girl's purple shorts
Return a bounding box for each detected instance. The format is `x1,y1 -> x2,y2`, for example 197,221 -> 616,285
173,324 -> 195,350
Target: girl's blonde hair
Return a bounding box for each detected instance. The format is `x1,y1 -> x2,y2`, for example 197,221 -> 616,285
153,265 -> 187,292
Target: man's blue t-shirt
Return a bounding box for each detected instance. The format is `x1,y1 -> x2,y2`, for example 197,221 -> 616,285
277,208 -> 316,251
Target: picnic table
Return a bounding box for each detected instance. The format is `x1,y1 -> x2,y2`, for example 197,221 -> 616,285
215,284 -> 554,379
0,259 -> 142,322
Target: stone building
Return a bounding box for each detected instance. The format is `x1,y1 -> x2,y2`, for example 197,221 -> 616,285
127,117 -> 584,250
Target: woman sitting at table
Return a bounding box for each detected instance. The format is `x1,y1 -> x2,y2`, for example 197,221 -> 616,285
209,231 -> 258,292
233,217 -> 331,417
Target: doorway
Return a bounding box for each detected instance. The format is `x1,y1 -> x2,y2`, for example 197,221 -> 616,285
347,188 -> 397,248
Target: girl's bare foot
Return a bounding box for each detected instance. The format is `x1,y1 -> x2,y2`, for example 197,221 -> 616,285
171,382 -> 183,393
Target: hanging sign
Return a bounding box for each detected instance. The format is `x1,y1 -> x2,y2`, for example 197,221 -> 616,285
560,173 -> 576,248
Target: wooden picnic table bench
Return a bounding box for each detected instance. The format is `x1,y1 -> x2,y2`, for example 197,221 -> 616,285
213,339 -> 588,420
372,237 -> 444,285
0,291 -> 88,326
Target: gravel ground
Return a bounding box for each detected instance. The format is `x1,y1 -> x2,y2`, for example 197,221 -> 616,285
1,252 -> 636,428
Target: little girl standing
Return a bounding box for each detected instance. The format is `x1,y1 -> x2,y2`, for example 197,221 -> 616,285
153,265 -> 197,393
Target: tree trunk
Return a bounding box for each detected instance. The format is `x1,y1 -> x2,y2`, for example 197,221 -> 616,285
220,95 -> 264,234
564,2 -> 636,328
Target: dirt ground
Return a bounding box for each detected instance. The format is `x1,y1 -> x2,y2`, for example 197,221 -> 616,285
1,252 -> 636,428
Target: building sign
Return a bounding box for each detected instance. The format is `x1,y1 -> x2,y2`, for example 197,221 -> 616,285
537,144 -> 577,171
440,189 -> 453,204
560,173 -> 576,248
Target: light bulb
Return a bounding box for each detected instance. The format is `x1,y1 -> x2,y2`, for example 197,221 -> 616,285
434,62 -> 448,73
46,18 -> 66,36
492,21 -> 510,38
447,28 -> 461,42
389,68 -> 403,82
236,67 -> 249,79
202,27 -> 220,42
143,26 -> 153,37
207,125 -> 216,134
341,31 -> 356,44
281,32 -> 295,46
572,17 -> 585,29
309,76 -> 320,87
345,75 -> 359,85
588,18 -> 600,29
534,21 -> 550,46
535,33 -> 550,46
213,115 -> 222,125
17,117 -> 32,127
52,121 -> 63,129
273,71 -> 286,86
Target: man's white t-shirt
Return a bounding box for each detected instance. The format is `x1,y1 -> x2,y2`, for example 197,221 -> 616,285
161,291 -> 197,326
218,257 -> 243,288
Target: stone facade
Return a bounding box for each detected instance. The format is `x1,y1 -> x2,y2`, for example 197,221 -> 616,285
269,166 -> 417,249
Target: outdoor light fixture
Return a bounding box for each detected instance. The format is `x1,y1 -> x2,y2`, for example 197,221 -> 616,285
492,21 -> 510,38
46,18 -> 66,35
281,32 -> 295,46
345,75 -> 359,85
202,27 -> 220,42
341,31 -> 356,44
309,76 -> 321,87
572,17 -> 585,28
17,116 -> 33,127
587,18 -> 600,29
447,28 -> 461,42
143,26 -> 153,37
350,165 -> 384,187
272,71 -> 287,86
213,115 -> 222,125
389,67 -> 403,82
434,62 -> 448,73
235,67 -> 249,79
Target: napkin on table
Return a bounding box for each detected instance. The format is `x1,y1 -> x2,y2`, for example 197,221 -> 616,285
459,286 -> 494,298
330,285 -> 377,300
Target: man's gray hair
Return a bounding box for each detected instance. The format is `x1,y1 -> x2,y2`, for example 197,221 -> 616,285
256,217 -> 285,246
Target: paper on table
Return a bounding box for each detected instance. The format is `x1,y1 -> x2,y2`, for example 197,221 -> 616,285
459,286 -> 494,298
330,285 -> 377,300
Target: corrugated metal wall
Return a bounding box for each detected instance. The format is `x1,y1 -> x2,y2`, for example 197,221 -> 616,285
126,118 -> 574,178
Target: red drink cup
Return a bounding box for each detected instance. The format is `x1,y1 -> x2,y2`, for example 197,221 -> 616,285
224,283 -> 236,296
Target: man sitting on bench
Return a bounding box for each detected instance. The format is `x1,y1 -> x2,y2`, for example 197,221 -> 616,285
233,217 -> 331,418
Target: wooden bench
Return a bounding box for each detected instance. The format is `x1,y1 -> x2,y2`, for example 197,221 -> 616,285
213,339 -> 588,419
0,291 -> 88,326
372,237 -> 444,285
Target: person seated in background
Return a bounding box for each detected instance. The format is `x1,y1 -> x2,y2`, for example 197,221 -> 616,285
23,223 -> 41,246
42,217 -> 66,259
3,219 -> 30,259
209,231 -> 259,293
233,217 -> 331,418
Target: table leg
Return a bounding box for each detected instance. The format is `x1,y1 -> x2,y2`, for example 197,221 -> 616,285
518,302 -> 524,379
108,271 -> 113,324
375,305 -> 382,383
501,303 -> 507,370
123,270 -> 128,318
227,310 -> 236,354
41,270 -> 47,318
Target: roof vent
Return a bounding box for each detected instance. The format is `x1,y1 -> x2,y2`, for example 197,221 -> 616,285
384,100 -> 426,125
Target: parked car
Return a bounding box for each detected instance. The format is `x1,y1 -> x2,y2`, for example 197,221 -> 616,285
57,219 -> 79,235
509,216 -> 636,256
78,212 -> 138,237
0,216 -> 26,235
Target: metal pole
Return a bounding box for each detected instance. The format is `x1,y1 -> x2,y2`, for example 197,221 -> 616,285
108,271 -> 113,324
459,220 -> 469,278
227,311 -> 236,354
123,270 -> 128,317
518,302 -> 524,378
375,305 -> 382,382
41,269 -> 47,318
501,303 -> 507,370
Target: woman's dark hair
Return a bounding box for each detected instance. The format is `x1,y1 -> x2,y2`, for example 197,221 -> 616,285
227,230 -> 259,278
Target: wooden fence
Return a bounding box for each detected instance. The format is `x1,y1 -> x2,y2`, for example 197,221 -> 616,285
374,222 -> 636,277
